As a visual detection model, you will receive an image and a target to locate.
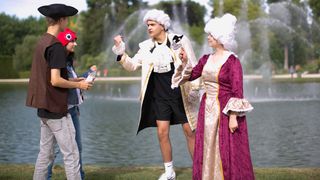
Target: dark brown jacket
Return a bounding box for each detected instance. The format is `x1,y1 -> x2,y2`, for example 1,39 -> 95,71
26,33 -> 68,114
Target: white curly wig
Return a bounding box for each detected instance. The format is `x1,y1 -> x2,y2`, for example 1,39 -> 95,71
204,13 -> 237,51
143,9 -> 171,31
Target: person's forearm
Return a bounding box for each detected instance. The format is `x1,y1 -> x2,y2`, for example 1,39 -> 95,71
51,69 -> 82,89
51,77 -> 79,89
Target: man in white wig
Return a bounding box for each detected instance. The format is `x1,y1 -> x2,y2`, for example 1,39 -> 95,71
113,9 -> 200,180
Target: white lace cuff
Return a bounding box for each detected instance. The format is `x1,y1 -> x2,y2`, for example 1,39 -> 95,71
171,61 -> 191,89
222,97 -> 253,116
112,41 -> 126,55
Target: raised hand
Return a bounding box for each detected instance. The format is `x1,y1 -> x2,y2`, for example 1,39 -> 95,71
113,35 -> 123,47
112,35 -> 126,55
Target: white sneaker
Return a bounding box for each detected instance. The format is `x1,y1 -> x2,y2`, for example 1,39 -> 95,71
158,171 -> 176,180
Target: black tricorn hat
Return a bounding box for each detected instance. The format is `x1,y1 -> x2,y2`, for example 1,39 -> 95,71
38,4 -> 78,19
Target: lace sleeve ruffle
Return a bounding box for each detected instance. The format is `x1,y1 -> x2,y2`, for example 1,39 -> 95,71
222,97 -> 253,116
171,61 -> 192,89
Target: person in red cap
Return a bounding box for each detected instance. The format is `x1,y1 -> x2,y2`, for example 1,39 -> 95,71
47,28 -> 97,180
26,4 -> 92,180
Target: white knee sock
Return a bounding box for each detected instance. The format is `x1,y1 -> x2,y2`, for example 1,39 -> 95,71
164,161 -> 174,177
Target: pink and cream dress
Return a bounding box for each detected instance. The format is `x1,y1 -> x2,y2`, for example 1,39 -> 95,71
172,52 -> 254,180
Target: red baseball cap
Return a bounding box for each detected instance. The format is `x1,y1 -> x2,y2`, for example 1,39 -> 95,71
57,28 -> 77,46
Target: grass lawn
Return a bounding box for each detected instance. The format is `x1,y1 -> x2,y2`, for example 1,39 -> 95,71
0,164 -> 319,180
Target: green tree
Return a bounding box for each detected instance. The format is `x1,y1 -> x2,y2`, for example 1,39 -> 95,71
267,0 -> 281,3
212,0 -> 242,17
266,1 -> 314,71
12,35 -> 40,76
79,0 -> 141,57
247,1 -> 261,20
269,32 -> 284,71
211,0 -> 260,20
77,0 -> 142,76
0,14 -> 45,56
0,13 -> 45,78
310,0 -> 320,21
308,0 -> 320,64
186,0 -> 205,26
0,55 -> 19,78
19,17 -> 46,37
157,0 -> 205,44
0,13 -> 20,56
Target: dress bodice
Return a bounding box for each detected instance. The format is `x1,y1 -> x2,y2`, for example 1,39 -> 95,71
202,53 -> 229,99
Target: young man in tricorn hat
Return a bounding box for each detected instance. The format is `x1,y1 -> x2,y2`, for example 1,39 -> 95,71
26,4 -> 92,180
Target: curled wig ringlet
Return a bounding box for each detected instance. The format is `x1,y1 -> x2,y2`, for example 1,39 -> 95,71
204,13 -> 237,51
143,9 -> 171,31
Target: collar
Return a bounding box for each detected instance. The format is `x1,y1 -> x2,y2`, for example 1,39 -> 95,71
150,33 -> 171,53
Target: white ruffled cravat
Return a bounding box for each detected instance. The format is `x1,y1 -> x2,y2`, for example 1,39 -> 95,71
152,41 -> 173,73
111,35 -> 174,73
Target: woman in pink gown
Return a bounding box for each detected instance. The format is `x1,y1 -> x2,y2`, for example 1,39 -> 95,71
172,13 -> 255,180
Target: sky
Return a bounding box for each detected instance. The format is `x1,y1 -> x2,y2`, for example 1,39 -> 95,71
0,0 -> 88,19
0,0 -> 211,19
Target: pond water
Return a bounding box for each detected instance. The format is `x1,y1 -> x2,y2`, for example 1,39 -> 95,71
0,81 -> 319,167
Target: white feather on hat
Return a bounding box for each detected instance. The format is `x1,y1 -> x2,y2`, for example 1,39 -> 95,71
143,9 -> 171,30
204,13 -> 237,51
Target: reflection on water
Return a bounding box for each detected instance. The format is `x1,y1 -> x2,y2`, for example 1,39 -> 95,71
0,82 -> 319,167
244,80 -> 320,102
247,101 -> 320,167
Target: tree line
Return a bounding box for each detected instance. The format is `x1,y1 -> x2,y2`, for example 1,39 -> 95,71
0,0 -> 319,78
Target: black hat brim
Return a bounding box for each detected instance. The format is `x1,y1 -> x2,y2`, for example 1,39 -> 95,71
38,4 -> 78,19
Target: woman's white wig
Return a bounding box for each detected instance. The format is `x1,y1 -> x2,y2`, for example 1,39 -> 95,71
143,9 -> 171,31
204,13 -> 237,51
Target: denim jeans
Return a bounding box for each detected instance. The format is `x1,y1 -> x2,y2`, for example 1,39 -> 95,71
47,106 -> 84,180
34,114 -> 80,180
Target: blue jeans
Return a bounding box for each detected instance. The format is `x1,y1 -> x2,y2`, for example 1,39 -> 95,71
47,106 -> 84,179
